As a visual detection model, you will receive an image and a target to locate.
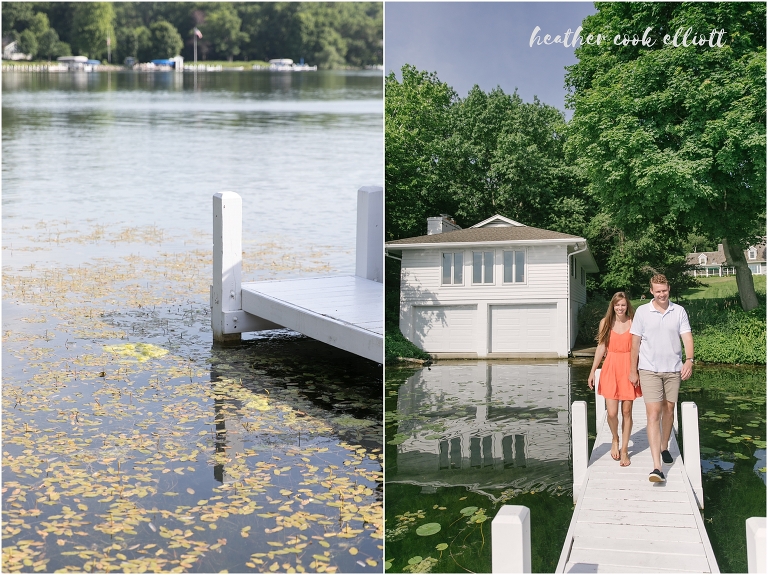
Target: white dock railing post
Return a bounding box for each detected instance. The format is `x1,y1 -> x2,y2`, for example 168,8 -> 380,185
681,402 -> 703,508
594,369 -> 605,430
212,192 -> 243,342
492,505 -> 531,573
572,401 -> 588,503
355,186 -> 383,283
746,517 -> 766,573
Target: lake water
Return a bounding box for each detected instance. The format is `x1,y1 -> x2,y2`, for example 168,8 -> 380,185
384,361 -> 765,573
2,70 -> 383,573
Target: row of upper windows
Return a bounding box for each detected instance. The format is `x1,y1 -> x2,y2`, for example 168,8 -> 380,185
442,250 -> 526,286
441,249 -> 587,287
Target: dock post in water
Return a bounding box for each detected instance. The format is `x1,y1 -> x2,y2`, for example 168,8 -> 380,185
491,505 -> 531,574
681,402 -> 704,508
355,186 -> 383,283
571,401 -> 588,502
746,517 -> 766,573
212,192 -> 243,342
211,191 -> 281,342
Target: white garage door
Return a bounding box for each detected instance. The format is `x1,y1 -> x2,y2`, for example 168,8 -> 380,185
413,305 -> 477,353
490,304 -> 557,353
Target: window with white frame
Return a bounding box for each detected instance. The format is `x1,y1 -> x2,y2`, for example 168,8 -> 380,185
748,248 -> 757,260
503,250 -> 526,283
472,251 -> 494,284
698,254 -> 707,265
441,252 -> 464,285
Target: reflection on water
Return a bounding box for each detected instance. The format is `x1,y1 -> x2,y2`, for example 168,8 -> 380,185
389,361 -> 572,498
2,70 -> 383,276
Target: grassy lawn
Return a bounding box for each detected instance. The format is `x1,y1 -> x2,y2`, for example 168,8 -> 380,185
679,274 -> 766,300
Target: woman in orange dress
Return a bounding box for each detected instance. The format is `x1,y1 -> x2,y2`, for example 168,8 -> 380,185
587,292 -> 640,466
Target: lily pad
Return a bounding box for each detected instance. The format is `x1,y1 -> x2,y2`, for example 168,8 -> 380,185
435,543 -> 448,551
415,523 -> 441,536
407,556 -> 423,565
103,343 -> 168,362
459,506 -> 478,516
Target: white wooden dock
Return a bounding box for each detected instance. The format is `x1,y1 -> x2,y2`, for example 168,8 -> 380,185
557,383 -> 719,573
211,187 -> 383,363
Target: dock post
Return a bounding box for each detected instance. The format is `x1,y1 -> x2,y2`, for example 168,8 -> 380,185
212,192 -> 243,342
492,505 -> 531,573
572,401 -> 588,502
355,186 -> 383,283
746,517 -> 766,573
594,368 -> 605,429
681,402 -> 703,508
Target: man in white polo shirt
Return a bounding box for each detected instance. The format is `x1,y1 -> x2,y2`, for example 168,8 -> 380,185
629,274 -> 694,483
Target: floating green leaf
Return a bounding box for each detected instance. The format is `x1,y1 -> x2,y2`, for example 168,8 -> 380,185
415,523 -> 441,536
459,506 -> 478,516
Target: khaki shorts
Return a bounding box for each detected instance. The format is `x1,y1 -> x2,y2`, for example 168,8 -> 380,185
639,370 -> 681,403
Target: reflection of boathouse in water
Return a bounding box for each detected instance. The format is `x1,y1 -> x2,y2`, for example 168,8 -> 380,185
391,362 -> 573,494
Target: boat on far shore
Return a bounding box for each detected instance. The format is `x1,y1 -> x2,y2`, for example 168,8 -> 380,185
254,58 -> 317,72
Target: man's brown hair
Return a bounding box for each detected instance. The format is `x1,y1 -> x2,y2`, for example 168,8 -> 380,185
649,274 -> 669,288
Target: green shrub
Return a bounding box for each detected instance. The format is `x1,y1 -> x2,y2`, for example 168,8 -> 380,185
576,299 -> 608,345
687,298 -> 766,364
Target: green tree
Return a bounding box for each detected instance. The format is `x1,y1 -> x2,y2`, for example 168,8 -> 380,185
385,65 -> 458,240
150,20 -> 183,58
72,2 -> 115,58
18,29 -> 38,58
566,2 -> 766,310
2,3 -> 34,37
37,27 -> 60,61
386,65 -> 595,247
202,4 -> 248,62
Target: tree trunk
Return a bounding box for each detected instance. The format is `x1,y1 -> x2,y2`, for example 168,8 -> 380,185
722,237 -> 760,311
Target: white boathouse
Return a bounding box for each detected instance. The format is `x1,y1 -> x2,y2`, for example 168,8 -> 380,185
386,215 -> 598,359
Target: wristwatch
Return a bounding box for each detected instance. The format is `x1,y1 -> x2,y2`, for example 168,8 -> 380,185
686,357 -> 695,364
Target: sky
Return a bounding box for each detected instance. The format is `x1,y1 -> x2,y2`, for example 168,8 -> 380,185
385,2 -> 598,114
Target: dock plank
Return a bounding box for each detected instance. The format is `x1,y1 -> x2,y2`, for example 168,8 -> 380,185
567,548 -> 710,572
572,536 -> 706,557
571,523 -> 704,543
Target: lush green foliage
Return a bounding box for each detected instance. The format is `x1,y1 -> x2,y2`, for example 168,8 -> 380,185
385,65 -> 593,242
566,2 -> 766,306
149,20 -> 183,60
71,2 -> 115,59
2,2 -> 382,68
578,276 -> 766,364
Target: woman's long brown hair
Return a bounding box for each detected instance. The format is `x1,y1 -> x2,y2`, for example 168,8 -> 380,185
596,292 -> 635,346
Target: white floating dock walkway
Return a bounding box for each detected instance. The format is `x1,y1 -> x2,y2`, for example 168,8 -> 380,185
211,187 -> 383,363
557,374 -> 719,573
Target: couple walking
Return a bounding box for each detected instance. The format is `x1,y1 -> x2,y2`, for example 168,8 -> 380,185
588,274 -> 694,482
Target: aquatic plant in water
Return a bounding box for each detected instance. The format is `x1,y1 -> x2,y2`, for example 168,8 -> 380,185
2,227 -> 382,573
